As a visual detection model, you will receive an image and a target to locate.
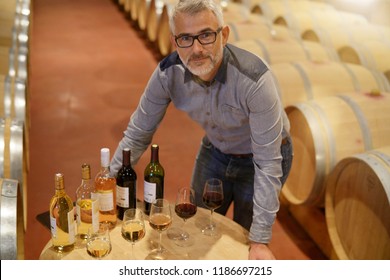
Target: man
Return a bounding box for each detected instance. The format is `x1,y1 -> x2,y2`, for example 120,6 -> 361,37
110,0 -> 293,259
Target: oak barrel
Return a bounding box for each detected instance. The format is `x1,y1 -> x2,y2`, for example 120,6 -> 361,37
226,19 -> 295,43
325,146 -> 390,259
271,61 -> 390,108
155,0 -> 175,57
146,0 -> 165,43
283,92 -> 390,206
232,37 -> 337,64
0,117 -> 27,231
0,177 -> 24,259
338,40 -> 390,85
248,0 -> 334,23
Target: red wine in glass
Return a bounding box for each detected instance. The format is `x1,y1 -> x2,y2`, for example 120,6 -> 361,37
175,202 -> 197,221
202,191 -> 223,210
171,187 -> 197,247
202,178 -> 224,236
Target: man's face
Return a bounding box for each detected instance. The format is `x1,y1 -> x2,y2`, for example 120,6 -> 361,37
171,10 -> 229,81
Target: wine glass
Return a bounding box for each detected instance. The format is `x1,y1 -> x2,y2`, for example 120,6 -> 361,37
148,198 -> 172,260
202,178 -> 224,236
174,187 -> 197,247
86,224 -> 112,259
121,208 -> 146,259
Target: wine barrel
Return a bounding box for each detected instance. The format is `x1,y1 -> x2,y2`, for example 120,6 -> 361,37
130,0 -> 141,23
0,117 -> 27,231
271,61 -> 390,108
0,46 -> 10,75
338,40 -> 390,84
226,19 -> 296,43
146,0 -> 169,44
0,75 -> 26,122
0,177 -> 24,259
155,0 -> 175,57
302,23 -> 390,56
232,37 -> 338,64
123,0 -> 132,13
283,92 -> 390,206
137,0 -> 153,32
0,24 -> 13,48
0,74 -> 29,174
248,0 -> 335,23
275,9 -> 368,41
325,146 -> 390,259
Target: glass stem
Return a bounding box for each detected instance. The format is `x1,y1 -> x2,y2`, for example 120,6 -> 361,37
182,220 -> 187,239
158,232 -> 162,252
210,209 -> 214,228
131,243 -> 135,259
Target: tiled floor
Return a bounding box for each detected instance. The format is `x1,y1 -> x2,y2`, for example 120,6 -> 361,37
24,0 -> 326,260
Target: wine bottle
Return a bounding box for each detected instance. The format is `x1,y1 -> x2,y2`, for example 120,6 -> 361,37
49,173 -> 76,252
95,148 -> 117,229
143,144 -> 165,215
76,163 -> 99,240
116,148 -> 137,220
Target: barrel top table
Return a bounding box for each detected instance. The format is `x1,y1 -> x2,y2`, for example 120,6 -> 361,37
39,207 -> 249,260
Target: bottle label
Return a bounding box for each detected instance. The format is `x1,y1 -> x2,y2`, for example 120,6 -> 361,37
91,198 -> 100,232
116,185 -> 129,207
98,191 -> 114,211
144,181 -> 156,203
50,215 -> 57,237
76,198 -> 100,234
67,208 -> 76,243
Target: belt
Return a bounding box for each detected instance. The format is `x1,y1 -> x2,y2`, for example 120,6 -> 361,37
228,153 -> 253,159
213,137 -> 288,159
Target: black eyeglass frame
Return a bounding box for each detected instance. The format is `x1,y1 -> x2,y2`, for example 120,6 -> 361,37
174,27 -> 223,48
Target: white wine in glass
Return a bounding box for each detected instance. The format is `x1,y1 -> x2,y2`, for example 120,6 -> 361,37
86,224 -> 112,259
148,198 -> 172,260
121,208 -> 146,259
202,178 -> 224,236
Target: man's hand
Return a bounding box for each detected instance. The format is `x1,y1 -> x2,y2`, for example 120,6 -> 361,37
248,243 -> 276,260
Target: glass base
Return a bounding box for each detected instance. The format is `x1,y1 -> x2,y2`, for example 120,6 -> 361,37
201,224 -> 220,237
146,248 -> 170,260
174,233 -> 194,247
167,227 -> 183,240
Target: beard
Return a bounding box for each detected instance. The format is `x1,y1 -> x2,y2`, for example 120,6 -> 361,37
181,43 -> 224,78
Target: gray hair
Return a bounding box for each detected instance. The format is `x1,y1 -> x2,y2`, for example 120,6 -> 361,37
169,0 -> 224,34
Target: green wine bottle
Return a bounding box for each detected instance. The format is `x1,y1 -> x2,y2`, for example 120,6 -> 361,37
143,144 -> 165,215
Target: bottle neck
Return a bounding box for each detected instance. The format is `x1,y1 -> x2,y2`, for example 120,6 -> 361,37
123,148 -> 131,167
81,164 -> 91,180
150,145 -> 159,163
54,173 -> 66,193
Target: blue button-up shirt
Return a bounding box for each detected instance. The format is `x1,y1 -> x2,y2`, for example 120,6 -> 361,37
111,44 -> 290,243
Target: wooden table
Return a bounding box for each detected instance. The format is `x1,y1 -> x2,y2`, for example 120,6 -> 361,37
39,207 -> 249,260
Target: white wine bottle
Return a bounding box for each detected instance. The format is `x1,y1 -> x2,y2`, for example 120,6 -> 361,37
144,144 -> 165,215
95,148 -> 117,229
49,173 -> 76,252
76,163 -> 99,240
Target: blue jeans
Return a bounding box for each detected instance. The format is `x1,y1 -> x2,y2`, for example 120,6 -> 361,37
190,136 -> 293,231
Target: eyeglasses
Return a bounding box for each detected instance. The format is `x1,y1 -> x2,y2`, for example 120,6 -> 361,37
174,27 -> 223,48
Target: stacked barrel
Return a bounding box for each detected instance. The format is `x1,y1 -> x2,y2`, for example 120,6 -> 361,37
0,0 -> 31,260
246,0 -> 390,260
113,0 -> 390,259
